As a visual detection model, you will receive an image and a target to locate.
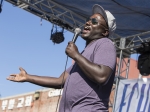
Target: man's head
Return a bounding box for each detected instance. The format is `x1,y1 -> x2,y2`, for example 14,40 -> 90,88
81,4 -> 116,41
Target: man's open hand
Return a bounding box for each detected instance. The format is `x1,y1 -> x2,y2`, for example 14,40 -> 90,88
7,67 -> 28,82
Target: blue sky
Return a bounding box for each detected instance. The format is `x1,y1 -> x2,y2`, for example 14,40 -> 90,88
0,2 -> 137,98
0,2 -> 85,97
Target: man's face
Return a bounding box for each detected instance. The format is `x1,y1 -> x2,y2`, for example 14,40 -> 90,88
81,13 -> 108,41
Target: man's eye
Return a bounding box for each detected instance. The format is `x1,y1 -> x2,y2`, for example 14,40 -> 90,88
86,18 -> 98,25
91,18 -> 98,25
92,22 -> 97,25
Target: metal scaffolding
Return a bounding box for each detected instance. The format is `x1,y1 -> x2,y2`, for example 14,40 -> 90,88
6,0 -> 86,32
111,30 -> 150,111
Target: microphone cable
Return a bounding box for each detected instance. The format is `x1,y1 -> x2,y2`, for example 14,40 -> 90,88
55,56 -> 69,112
55,28 -> 81,112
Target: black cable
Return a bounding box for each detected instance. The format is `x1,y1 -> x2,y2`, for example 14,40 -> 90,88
0,0 -> 3,4
50,24 -> 54,40
55,50 -> 79,112
0,4 -> 2,13
0,0 -> 3,13
55,56 -> 69,112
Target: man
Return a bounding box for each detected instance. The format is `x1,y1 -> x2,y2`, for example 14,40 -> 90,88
7,4 -> 116,112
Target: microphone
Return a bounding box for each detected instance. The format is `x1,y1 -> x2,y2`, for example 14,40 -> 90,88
72,28 -> 81,43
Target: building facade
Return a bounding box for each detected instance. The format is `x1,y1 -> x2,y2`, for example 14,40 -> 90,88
0,88 -> 62,112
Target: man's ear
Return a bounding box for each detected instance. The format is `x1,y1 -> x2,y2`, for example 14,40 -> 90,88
102,30 -> 109,37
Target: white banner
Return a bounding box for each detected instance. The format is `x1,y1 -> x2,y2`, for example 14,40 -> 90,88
114,78 -> 150,112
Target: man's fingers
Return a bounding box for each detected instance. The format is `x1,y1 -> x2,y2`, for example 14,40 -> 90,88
68,41 -> 74,46
19,67 -> 27,74
68,41 -> 72,44
19,67 -> 24,71
9,74 -> 17,76
7,74 -> 16,80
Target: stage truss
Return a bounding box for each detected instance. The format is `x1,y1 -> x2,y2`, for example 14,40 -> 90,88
6,0 -> 86,32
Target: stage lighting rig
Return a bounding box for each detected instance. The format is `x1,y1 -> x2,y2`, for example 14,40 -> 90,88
49,17 -> 74,44
137,41 -> 150,76
50,24 -> 65,44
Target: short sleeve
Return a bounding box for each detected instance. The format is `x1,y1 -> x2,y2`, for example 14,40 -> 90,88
66,64 -> 74,74
93,41 -> 116,70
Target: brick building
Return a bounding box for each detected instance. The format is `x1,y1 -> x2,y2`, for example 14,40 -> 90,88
0,88 -> 62,112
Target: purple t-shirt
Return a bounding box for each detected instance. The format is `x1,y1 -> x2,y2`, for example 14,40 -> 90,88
59,38 -> 116,112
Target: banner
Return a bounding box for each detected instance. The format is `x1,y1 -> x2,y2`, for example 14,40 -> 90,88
114,78 -> 150,112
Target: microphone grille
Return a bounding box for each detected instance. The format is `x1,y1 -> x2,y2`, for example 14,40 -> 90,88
74,28 -> 81,34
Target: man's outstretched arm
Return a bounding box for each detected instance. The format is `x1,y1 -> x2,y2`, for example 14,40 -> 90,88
7,67 -> 69,89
